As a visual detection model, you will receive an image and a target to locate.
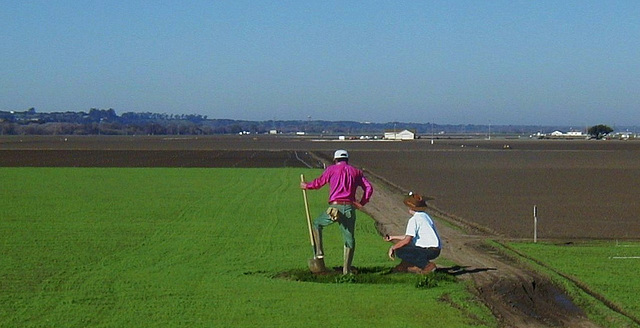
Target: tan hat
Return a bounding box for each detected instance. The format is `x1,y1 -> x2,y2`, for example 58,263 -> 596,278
403,193 -> 428,211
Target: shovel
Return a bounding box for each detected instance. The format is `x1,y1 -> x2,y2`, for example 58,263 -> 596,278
301,174 -> 328,273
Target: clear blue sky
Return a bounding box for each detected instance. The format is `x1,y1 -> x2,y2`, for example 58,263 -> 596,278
2,1 -> 639,125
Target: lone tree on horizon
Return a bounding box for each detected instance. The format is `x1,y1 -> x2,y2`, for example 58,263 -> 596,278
587,124 -> 613,139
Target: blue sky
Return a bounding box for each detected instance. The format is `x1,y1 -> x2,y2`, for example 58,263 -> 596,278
2,1 -> 639,125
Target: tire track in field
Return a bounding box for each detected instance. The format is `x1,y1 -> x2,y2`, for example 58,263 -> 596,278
251,173 -> 291,260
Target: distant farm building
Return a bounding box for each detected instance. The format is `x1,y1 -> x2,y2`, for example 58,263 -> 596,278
610,131 -> 637,140
537,130 -> 586,139
549,130 -> 586,139
384,129 -> 416,140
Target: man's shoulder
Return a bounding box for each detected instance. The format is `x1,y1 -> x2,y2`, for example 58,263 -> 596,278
330,163 -> 367,177
415,212 -> 432,220
344,163 -> 363,172
325,163 -> 344,171
332,162 -> 358,170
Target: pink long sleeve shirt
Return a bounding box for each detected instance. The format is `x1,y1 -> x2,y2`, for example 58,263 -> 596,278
305,162 -> 373,206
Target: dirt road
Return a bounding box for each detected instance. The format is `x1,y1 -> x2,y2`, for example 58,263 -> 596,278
362,172 -> 599,328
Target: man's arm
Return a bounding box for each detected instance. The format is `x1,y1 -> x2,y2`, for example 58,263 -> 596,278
304,179 -> 325,190
302,169 -> 331,190
386,235 -> 412,259
358,175 -> 373,206
384,234 -> 405,242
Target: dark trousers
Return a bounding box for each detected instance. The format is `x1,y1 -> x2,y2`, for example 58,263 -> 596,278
395,245 -> 440,268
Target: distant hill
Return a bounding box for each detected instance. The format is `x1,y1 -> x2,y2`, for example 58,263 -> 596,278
0,107 -> 624,137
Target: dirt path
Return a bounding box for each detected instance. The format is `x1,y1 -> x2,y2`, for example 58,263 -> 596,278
361,172 -> 599,328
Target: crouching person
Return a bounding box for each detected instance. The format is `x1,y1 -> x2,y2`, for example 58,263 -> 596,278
385,193 -> 441,274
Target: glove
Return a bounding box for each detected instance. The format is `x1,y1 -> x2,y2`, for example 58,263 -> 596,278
326,207 -> 340,221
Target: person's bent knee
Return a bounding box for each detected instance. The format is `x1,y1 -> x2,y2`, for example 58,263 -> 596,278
344,239 -> 355,249
313,216 -> 332,229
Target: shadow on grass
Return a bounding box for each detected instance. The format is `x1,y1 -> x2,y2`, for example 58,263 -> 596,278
244,265 -> 495,288
259,266 -> 458,288
437,265 -> 497,276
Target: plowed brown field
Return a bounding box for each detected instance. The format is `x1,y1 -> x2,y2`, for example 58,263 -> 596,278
4,134 -> 637,240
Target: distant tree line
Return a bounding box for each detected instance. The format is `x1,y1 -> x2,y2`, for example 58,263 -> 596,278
0,107 -> 622,137
1,108 -> 226,135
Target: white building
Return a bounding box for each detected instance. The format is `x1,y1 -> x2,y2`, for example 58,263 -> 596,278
384,129 -> 416,140
547,130 -> 585,139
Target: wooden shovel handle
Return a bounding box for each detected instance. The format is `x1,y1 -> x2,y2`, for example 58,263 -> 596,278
301,174 -> 315,246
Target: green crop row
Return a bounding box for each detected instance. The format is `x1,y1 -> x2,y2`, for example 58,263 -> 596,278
0,168 -> 494,327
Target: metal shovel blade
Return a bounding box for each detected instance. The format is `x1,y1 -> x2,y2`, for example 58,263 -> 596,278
308,257 -> 327,274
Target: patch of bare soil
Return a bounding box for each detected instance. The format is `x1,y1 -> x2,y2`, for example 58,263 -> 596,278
361,172 -> 600,328
0,149 -> 322,168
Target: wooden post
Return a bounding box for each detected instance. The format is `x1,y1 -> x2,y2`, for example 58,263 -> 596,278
533,205 -> 538,243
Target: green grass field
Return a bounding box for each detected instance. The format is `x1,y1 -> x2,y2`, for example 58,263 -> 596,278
1,168 -> 494,327
507,241 -> 640,327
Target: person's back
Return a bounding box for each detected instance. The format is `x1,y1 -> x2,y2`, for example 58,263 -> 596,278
323,161 -> 370,204
300,149 -> 373,274
409,212 -> 441,249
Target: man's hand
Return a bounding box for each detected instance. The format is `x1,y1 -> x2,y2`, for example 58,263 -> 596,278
300,182 -> 307,189
388,246 -> 395,260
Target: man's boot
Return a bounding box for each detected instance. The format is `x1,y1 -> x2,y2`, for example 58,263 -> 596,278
311,228 -> 324,259
343,246 -> 355,274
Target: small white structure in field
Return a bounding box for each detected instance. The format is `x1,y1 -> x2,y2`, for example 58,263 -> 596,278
384,129 -> 416,140
548,130 -> 585,139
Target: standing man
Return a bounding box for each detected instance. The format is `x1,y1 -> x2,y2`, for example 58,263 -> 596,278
385,193 -> 441,274
300,149 -> 373,274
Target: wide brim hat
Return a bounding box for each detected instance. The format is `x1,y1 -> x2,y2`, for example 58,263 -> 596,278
403,193 -> 428,211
